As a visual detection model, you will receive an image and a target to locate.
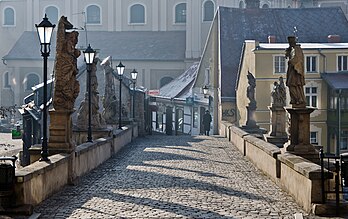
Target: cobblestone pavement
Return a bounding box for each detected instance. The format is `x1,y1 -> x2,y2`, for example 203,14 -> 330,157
34,134 -> 340,219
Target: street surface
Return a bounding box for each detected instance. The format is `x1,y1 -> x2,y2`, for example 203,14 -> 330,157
0,133 -> 22,157
32,133 -> 336,219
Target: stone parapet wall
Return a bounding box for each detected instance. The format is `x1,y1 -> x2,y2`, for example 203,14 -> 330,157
13,124 -> 137,207
244,135 -> 281,180
15,154 -> 70,206
220,121 -> 324,213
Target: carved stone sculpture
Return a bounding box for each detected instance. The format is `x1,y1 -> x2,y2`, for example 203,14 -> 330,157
284,36 -> 318,163
49,16 -> 80,154
271,76 -> 286,107
285,36 -> 306,108
265,77 -> 288,147
243,71 -> 267,137
53,16 -> 80,111
76,58 -> 105,129
101,56 -> 118,124
246,71 -> 256,108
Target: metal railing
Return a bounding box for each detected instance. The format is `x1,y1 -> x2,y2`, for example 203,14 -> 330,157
320,149 -> 348,215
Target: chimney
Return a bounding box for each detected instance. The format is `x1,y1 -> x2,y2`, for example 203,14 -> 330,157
245,0 -> 260,9
328,35 -> 341,43
268,35 -> 276,43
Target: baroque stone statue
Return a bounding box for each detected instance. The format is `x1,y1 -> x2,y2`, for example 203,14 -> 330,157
76,58 -> 105,129
285,36 -> 306,108
271,76 -> 286,106
247,71 -> 256,108
101,56 -> 118,124
52,16 -> 80,111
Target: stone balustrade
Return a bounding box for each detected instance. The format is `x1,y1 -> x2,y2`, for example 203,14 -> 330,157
220,122 -> 331,214
14,124 -> 137,207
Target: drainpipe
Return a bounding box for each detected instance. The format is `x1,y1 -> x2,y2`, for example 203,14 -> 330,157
318,49 -> 327,73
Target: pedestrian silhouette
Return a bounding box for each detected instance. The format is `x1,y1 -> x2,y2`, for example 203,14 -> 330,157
202,110 -> 212,136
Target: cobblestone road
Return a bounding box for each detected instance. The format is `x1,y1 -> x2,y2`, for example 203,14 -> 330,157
34,134 -> 332,218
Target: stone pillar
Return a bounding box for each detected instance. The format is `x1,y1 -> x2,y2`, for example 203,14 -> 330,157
48,109 -> 75,154
245,104 -> 258,128
264,105 -> 288,148
285,107 -> 319,163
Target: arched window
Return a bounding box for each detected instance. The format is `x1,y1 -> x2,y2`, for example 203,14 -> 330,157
160,77 -> 173,87
175,3 -> 186,23
3,7 -> 15,26
262,4 -> 269,8
3,72 -> 10,88
86,5 -> 101,24
45,6 -> 59,25
26,73 -> 40,91
203,1 -> 214,21
239,1 -> 245,8
130,4 -> 145,24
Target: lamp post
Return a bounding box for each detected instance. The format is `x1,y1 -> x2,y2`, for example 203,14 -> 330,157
36,14 -> 55,162
83,44 -> 96,142
116,62 -> 125,129
130,69 -> 138,119
202,85 -> 209,97
202,85 -> 211,111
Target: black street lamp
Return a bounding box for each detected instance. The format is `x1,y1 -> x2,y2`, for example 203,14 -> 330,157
202,85 -> 211,110
116,62 -> 125,129
83,44 -> 96,142
130,69 -> 138,119
202,85 -> 209,97
36,14 -> 55,162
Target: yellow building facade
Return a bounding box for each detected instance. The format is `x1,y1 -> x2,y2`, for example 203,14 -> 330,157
237,40 -> 348,151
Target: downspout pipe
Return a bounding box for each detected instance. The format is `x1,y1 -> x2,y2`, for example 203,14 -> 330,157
318,49 -> 327,73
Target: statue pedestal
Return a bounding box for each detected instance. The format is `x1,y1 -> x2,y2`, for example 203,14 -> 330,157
242,105 -> 267,138
245,105 -> 257,128
285,107 -> 319,163
48,109 -> 75,154
264,105 -> 288,148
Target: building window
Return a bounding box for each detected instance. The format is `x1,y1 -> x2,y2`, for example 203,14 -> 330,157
306,56 -> 317,73
3,72 -> 10,88
239,1 -> 245,8
274,56 -> 286,73
3,7 -> 15,26
175,3 -> 186,23
204,68 -> 210,85
86,5 -> 101,24
45,6 -> 59,25
310,131 -> 318,145
193,107 -> 198,128
203,1 -> 214,21
130,4 -> 145,24
160,77 -> 173,87
26,73 -> 40,91
305,87 -> 318,107
338,55 -> 348,71
342,96 -> 348,110
262,4 -> 269,8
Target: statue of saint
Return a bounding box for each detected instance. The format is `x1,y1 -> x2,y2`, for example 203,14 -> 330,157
271,76 -> 286,106
53,16 -> 80,111
247,71 -> 256,107
285,36 -> 306,107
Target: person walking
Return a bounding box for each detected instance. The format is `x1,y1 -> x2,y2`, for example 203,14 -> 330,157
202,110 -> 212,136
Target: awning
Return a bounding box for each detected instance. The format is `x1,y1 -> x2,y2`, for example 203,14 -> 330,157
321,73 -> 348,90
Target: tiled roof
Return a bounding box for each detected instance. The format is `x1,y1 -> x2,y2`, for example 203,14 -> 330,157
218,6 -> 348,98
3,31 -> 186,61
321,73 -> 348,90
157,62 -> 198,99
